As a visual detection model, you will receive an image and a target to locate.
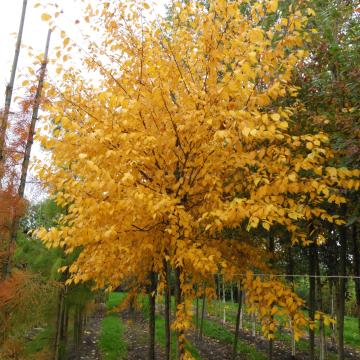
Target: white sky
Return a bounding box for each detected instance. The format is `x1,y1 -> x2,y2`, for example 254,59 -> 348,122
0,0 -> 168,201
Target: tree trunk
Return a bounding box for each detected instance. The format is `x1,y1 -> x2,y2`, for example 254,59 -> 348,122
174,267 -> 185,359
222,278 -> 226,324
74,305 -> 83,360
287,243 -> 295,288
316,244 -> 326,360
251,313 -> 256,337
351,224 -> 360,335
239,287 -> 244,330
0,0 -> 28,178
232,288 -> 243,360
199,283 -> 206,341
54,288 -> 66,360
309,241 -> 316,360
164,261 -> 171,360
287,244 -> 296,358
217,274 -> 221,317
149,271 -> 157,360
330,279 -> 336,334
195,287 -> 199,338
62,303 -> 69,350
337,221 -> 347,360
17,29 -> 51,197
73,306 -> 79,359
2,29 -> 51,278
230,283 -> 234,303
216,274 -> 221,300
291,320 -> 296,359
268,231 -> 275,360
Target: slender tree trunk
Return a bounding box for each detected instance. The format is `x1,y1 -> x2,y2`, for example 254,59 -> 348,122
174,267 -> 185,359
309,241 -> 316,360
291,320 -> 296,359
17,29 -> 51,198
164,261 -> 171,360
73,305 -> 79,358
79,307 -> 84,357
287,244 -> 296,358
287,243 -> 295,288
54,288 -> 66,360
217,274 -> 221,317
230,283 -> 234,303
251,313 -> 256,337
316,244 -> 326,360
268,231 -> 275,360
149,271 -> 157,360
351,224 -> 360,335
330,279 -> 336,334
216,274 -> 221,300
199,283 -> 206,341
0,0 -> 28,178
239,287 -> 244,330
337,220 -> 347,360
232,288 -> 243,360
62,303 -> 69,351
74,305 -> 83,360
195,286 -> 199,338
222,278 -> 226,324
2,29 -> 51,278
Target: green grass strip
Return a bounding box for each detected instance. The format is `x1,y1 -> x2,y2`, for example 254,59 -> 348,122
201,318 -> 267,360
25,325 -> 54,356
106,292 -> 127,311
139,294 -> 202,359
99,292 -> 127,360
207,299 -> 360,350
99,314 -> 127,360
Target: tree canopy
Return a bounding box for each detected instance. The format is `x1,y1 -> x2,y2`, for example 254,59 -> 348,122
34,0 -> 359,357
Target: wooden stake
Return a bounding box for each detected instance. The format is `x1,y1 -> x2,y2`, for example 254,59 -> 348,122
3,29 -> 52,278
0,0 -> 28,180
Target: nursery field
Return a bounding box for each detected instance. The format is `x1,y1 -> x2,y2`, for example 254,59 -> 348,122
1,0 -> 359,359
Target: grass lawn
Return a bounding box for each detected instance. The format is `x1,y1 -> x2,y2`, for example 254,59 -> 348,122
25,325 -> 54,357
207,299 -> 360,350
200,317 -> 267,360
106,292 -> 127,310
99,292 -> 127,360
343,316 -> 360,349
139,294 -> 202,359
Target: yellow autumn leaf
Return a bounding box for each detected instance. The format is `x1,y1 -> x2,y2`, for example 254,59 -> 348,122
41,13 -> 51,21
63,37 -> 70,47
271,113 -> 280,121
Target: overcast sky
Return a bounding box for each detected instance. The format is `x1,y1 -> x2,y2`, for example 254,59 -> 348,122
1,0 -> 168,92
0,0 -> 168,201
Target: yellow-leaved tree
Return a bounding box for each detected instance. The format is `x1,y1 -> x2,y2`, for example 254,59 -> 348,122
35,0 -> 359,359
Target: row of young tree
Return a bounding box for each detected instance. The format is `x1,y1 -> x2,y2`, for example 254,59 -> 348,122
0,0 -> 359,359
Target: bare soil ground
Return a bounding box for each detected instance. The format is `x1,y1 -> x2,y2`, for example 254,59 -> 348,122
208,313 -> 360,360
67,308 -> 104,360
120,309 -> 165,360
72,306 -> 360,360
188,332 -> 245,359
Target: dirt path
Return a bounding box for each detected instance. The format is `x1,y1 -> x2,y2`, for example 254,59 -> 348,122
188,332 -> 245,360
67,308 -> 104,360
120,310 -> 165,360
207,313 -> 360,360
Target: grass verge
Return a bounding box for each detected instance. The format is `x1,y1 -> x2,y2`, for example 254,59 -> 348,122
200,318 -> 267,360
139,294 -> 202,359
99,292 -> 127,360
